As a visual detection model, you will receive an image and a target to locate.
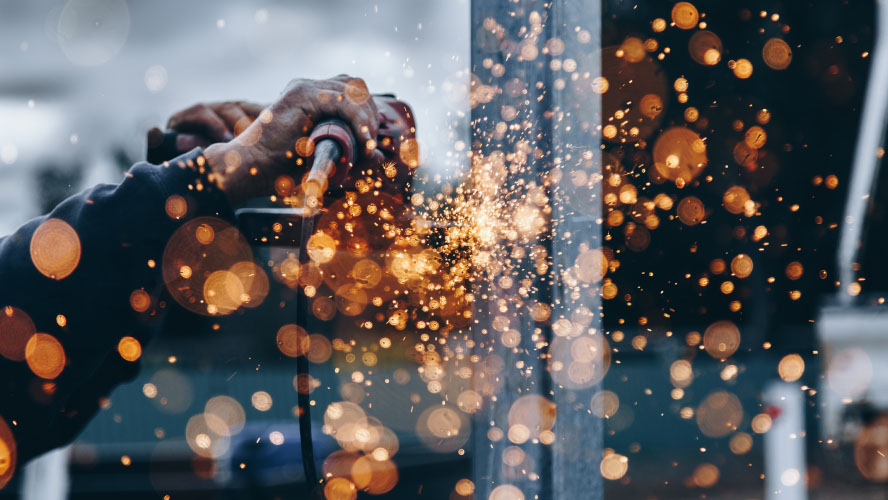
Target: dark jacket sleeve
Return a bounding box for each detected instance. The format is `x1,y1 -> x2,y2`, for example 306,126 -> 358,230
0,148 -> 234,471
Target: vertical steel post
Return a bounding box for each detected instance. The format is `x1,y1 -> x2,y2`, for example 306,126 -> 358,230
470,0 -> 603,497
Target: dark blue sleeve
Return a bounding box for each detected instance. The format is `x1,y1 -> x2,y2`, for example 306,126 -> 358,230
0,148 -> 234,471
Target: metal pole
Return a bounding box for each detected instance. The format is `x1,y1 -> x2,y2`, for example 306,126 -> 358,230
470,0 -> 603,498
763,381 -> 807,500
836,0 -> 888,302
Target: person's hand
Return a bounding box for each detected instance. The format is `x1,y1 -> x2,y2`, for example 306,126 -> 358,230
166,101 -> 266,152
200,75 -> 381,206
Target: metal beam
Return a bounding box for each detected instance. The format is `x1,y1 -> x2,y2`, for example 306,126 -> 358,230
470,0 -> 603,497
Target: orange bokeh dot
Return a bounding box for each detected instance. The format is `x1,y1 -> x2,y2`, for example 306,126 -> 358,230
228,261 -> 269,309
696,391 -> 743,437
25,333 -> 65,379
195,224 -> 215,245
671,2 -> 699,29
130,290 -> 152,313
344,78 -> 371,105
652,127 -> 708,184
295,137 -> 315,157
703,320 -> 741,359
0,416 -> 16,489
324,477 -> 357,500
323,450 -> 360,480
30,218 -> 81,280
307,334 -> 333,364
0,306 -> 36,362
164,195 -> 187,219
275,175 -> 296,197
162,217 -> 253,316
351,456 -> 398,494
762,38 -> 792,70
118,336 -> 142,362
203,270 -> 245,315
855,415 -> 888,481
276,324 -> 310,357
398,138 -> 420,169
732,58 -> 754,79
730,254 -> 754,278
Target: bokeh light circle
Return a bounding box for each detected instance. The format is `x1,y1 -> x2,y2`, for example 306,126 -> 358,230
57,0 -> 131,66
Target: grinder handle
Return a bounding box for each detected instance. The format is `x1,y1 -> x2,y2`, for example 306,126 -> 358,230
303,119 -> 355,199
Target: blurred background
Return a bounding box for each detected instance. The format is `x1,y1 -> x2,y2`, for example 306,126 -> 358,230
0,0 -> 470,233
0,0 -> 469,498
3,0 -> 888,499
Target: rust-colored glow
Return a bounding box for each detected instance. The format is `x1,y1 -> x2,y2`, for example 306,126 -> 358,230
295,137 -> 315,157
730,432 -> 753,455
276,324 -> 310,358
696,391 -> 743,437
350,456 -> 398,494
228,261 -> 269,308
203,270 -> 245,315
344,78 -> 371,105
689,31 -> 722,66
730,254 -> 754,278
677,196 -> 705,225
693,463 -> 720,488
0,306 -> 36,362
324,477 -> 358,500
398,138 -> 420,169
653,127 -> 708,184
703,320 -> 741,359
307,334 -> 333,363
455,478 -> 475,496
731,58 -> 754,79
855,415 -> 888,482
30,218 -> 81,280
162,217 -> 254,316
117,336 -> 142,362
671,2 -> 699,30
164,195 -> 187,219
129,289 -> 151,312
762,38 -> 792,70
24,333 -> 65,379
722,186 -> 752,215
0,417 -> 15,489
306,231 -> 337,264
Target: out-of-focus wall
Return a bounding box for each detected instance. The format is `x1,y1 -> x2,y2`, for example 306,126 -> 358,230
0,0 -> 469,234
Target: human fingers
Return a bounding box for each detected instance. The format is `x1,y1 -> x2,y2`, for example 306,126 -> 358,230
167,103 -> 233,142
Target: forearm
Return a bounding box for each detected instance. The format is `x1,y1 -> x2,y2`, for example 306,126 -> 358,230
0,148 -> 233,468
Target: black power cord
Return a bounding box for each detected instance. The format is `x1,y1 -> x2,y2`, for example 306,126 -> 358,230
295,137 -> 343,499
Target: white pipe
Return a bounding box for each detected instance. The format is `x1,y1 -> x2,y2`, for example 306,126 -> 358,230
764,381 -> 807,500
837,0 -> 888,303
21,445 -> 70,500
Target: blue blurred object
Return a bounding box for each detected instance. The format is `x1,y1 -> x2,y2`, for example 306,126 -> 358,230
225,423 -> 338,491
